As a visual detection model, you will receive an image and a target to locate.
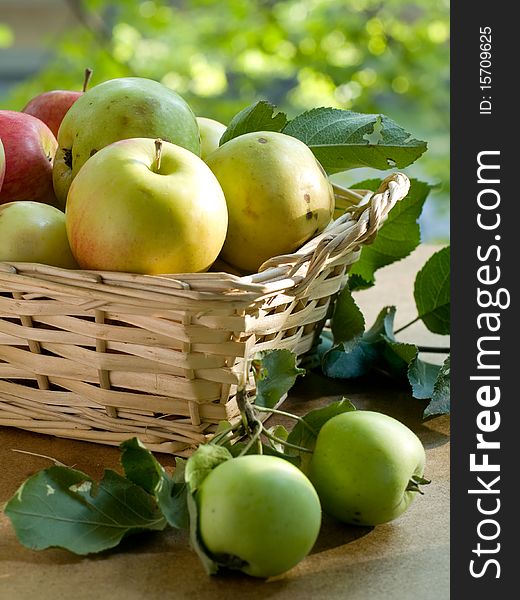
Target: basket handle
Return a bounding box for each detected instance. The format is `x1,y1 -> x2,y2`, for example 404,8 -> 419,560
258,172 -> 411,294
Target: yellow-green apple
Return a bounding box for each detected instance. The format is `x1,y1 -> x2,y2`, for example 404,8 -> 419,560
206,131 -> 334,273
198,455 -> 321,578
0,111 -> 59,207
0,139 -> 5,192
22,68 -> 93,138
308,411 -> 428,526
0,201 -> 77,268
65,138 -> 228,274
197,116 -> 226,160
53,77 -> 201,206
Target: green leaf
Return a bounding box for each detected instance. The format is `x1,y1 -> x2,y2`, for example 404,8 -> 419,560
227,436 -> 301,464
286,397 -> 357,453
165,458 -> 190,530
184,444 -> 233,576
380,335 -> 418,380
299,329 -> 334,371
184,444 -> 232,494
258,443 -> 301,465
408,358 -> 442,400
186,491 -> 219,576
424,355 -> 450,417
265,424 -> 290,453
348,179 -> 432,290
320,341 -> 370,379
330,285 -> 365,344
219,101 -> 287,145
119,437 -> 188,529
414,246 -> 450,334
322,306 -> 418,381
282,108 -> 427,174
252,349 -> 305,408
4,467 -> 166,555
119,437 -> 166,495
321,306 -> 393,380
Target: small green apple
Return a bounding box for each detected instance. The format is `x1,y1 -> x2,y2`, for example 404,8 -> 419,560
308,410 -> 427,526
65,138 -> 228,274
197,117 -> 226,160
0,201 -> 77,268
53,77 -> 201,205
198,455 -> 321,578
206,131 -> 334,273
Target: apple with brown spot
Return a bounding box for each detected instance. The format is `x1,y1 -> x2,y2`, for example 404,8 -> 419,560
206,131 -> 334,273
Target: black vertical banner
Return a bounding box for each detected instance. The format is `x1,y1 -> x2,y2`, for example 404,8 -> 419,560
451,2 -> 515,596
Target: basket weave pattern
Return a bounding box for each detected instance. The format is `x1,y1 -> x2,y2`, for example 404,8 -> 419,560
0,173 -> 410,455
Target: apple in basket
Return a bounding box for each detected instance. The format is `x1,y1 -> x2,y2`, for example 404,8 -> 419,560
197,116 -> 227,160
22,68 -> 94,139
0,201 -> 77,268
0,110 -> 59,207
53,76 -> 201,206
65,138 -> 228,274
206,131 -> 335,273
0,138 -> 5,192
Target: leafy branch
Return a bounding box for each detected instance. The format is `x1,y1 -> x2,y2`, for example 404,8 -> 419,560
218,101 -> 427,174
2,352 -> 345,558
3,345 -> 443,561
318,244 -> 450,417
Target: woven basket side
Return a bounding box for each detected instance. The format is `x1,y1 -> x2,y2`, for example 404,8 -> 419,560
0,277 -> 251,455
0,173 -> 411,455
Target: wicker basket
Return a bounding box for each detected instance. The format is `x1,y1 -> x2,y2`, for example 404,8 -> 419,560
0,173 -> 410,455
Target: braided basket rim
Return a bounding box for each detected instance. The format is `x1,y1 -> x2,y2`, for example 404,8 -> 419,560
0,173 -> 410,303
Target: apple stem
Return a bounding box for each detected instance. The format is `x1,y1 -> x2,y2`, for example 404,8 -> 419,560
83,68 -> 93,92
238,421 -> 263,457
210,422 -> 241,446
261,426 -> 314,453
254,405 -> 318,436
212,384 -> 317,455
154,138 -> 163,173
406,475 -> 431,495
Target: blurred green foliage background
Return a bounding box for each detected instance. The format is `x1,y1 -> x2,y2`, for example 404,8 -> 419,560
0,0 -> 449,240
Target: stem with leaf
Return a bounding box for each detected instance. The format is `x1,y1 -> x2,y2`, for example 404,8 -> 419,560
260,427 -> 313,454
254,405 -> 317,436
395,317 -> 450,354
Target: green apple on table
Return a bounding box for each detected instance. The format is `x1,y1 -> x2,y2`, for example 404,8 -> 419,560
0,201 -> 77,269
197,116 -> 226,160
206,131 -> 334,273
197,455 -> 322,578
308,410 -> 428,526
65,137 -> 228,275
53,77 -> 201,205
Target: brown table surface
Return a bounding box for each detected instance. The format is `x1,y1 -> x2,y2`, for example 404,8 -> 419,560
0,245 -> 450,600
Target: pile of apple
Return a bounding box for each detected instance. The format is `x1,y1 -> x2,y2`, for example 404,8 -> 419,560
0,73 -> 334,275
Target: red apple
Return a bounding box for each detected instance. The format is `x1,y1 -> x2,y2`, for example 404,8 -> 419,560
0,110 -> 59,207
22,68 -> 93,138
0,139 -> 5,193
